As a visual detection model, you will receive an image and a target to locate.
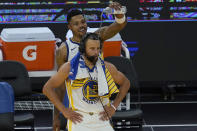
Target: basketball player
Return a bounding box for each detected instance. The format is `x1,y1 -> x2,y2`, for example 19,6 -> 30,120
53,2 -> 127,130
43,33 -> 130,131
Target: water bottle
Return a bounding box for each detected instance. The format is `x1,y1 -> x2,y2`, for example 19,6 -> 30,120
0,49 -> 3,61
103,6 -> 127,14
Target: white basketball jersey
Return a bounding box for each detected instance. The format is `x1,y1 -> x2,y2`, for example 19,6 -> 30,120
66,66 -> 109,113
65,38 -> 80,61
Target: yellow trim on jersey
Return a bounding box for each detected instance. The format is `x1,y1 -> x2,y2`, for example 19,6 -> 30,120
100,52 -> 104,59
100,57 -> 119,96
68,119 -> 72,131
105,67 -> 119,96
71,78 -> 89,89
69,68 -> 119,98
65,81 -> 73,131
66,81 -> 75,110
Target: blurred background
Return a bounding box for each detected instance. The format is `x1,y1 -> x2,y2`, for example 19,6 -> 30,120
1,0 -> 197,131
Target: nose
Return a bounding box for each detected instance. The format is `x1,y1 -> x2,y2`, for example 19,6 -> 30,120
79,22 -> 86,28
79,24 -> 84,28
94,49 -> 100,56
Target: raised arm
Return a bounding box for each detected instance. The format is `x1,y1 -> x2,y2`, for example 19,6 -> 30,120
95,2 -> 127,41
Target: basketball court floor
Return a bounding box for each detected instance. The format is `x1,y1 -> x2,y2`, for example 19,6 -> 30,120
28,92 -> 197,131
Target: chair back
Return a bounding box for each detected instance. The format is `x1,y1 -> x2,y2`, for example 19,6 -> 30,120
0,60 -> 31,97
104,56 -> 139,90
105,56 -> 143,129
105,56 -> 141,109
0,82 -> 14,131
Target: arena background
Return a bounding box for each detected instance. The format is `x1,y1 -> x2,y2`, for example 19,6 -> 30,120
1,0 -> 197,90
1,1 -> 197,130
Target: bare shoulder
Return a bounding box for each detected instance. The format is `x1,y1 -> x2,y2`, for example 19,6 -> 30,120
58,61 -> 71,74
63,61 -> 71,68
56,42 -> 67,54
104,61 -> 117,74
56,42 -> 67,68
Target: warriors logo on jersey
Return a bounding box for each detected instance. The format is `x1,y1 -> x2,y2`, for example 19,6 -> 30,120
82,80 -> 99,104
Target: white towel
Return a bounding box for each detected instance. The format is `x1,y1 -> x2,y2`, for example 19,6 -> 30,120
69,52 -> 118,97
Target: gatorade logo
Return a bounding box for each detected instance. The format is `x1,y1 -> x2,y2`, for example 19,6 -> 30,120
22,45 -> 37,61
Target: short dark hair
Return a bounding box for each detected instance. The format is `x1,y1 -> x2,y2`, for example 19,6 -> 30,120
67,9 -> 83,23
79,33 -> 102,54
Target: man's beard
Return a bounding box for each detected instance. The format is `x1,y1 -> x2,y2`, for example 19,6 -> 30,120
85,54 -> 98,65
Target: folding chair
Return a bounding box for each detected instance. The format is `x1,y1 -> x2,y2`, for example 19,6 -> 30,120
104,56 -> 143,130
0,60 -> 35,130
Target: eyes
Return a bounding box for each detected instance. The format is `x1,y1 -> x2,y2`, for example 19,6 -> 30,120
89,47 -> 100,52
72,19 -> 86,26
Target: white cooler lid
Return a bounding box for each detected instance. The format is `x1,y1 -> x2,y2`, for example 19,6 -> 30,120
0,27 -> 55,42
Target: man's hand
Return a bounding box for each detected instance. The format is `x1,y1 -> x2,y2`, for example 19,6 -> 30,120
109,1 -> 122,11
109,2 -> 125,19
99,105 -> 116,121
53,115 -> 60,131
63,108 -> 83,124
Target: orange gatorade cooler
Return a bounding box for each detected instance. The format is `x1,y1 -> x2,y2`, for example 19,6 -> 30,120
0,27 -> 56,71
102,33 -> 122,58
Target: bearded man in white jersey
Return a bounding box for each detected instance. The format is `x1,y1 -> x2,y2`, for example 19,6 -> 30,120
54,2 -> 127,130
43,33 -> 130,131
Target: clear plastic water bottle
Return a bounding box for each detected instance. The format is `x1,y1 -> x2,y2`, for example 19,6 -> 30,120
0,49 -> 3,61
103,6 -> 127,14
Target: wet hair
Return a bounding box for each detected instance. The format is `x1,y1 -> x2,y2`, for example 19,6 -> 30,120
79,33 -> 102,54
67,9 -> 84,23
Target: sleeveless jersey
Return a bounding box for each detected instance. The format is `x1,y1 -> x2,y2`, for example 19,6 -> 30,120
65,38 -> 80,62
66,66 -> 109,113
62,38 -> 80,108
